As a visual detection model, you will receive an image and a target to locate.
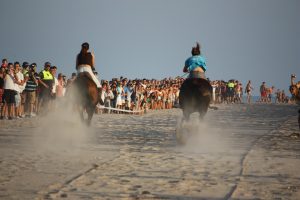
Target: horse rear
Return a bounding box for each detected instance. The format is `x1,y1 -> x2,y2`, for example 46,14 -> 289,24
70,72 -> 99,126
179,78 -> 212,121
176,78 -> 212,144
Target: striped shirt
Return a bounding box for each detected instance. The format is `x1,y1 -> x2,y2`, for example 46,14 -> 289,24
25,72 -> 39,92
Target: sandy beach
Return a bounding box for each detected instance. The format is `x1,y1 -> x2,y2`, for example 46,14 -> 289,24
0,103 -> 300,200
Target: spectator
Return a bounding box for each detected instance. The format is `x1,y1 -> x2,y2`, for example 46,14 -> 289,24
14,62 -> 26,118
23,63 -> 39,117
0,68 -> 4,116
1,58 -> 8,69
260,82 -> 267,102
245,80 -> 253,104
38,62 -> 54,114
66,72 -> 77,88
1,63 -> 17,120
56,73 -> 65,98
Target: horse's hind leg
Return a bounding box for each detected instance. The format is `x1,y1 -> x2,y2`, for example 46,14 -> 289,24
78,107 -> 84,121
182,109 -> 190,122
198,103 -> 209,121
298,109 -> 300,130
86,105 -> 95,126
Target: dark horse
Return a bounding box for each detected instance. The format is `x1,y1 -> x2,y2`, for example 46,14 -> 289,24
68,72 -> 99,126
176,78 -> 212,144
179,78 -> 212,121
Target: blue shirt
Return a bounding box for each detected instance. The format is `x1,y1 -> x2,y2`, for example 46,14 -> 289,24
185,55 -> 207,72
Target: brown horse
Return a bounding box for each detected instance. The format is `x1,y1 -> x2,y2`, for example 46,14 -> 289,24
68,72 -> 99,126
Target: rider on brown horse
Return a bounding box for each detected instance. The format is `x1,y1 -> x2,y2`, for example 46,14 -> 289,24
72,42 -> 101,125
76,42 -> 101,89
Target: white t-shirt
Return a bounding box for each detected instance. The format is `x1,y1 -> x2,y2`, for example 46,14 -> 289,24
4,73 -> 16,90
15,71 -> 25,93
52,77 -> 58,94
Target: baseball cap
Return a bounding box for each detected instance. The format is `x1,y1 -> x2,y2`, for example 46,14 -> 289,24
30,63 -> 36,68
44,62 -> 51,67
22,62 -> 29,68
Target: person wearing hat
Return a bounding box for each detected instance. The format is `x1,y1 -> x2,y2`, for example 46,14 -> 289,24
183,42 -> 207,79
23,63 -> 39,117
22,62 -> 29,76
38,61 -> 54,114
76,42 -> 101,88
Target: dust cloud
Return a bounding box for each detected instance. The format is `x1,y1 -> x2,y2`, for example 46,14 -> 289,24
176,113 -> 231,154
31,100 -> 91,156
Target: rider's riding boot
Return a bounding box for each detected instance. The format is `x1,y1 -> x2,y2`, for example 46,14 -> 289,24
97,88 -> 104,105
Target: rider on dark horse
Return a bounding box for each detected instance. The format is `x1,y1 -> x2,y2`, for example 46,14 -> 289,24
179,42 -> 212,119
76,42 -> 101,89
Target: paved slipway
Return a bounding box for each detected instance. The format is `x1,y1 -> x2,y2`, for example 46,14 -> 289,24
0,104 -> 300,200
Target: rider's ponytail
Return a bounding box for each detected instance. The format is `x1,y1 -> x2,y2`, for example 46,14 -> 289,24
191,42 -> 201,56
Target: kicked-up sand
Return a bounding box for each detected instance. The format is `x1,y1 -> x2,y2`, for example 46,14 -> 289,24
0,103 -> 300,199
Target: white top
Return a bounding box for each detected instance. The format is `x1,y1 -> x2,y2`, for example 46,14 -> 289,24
15,71 -> 25,93
52,77 -> 58,93
4,73 -> 16,90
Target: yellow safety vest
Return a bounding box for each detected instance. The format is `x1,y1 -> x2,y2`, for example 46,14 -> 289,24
42,70 -> 53,80
228,82 -> 235,88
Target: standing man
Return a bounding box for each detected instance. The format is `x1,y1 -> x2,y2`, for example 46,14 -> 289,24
24,63 -> 39,117
50,66 -> 58,108
14,62 -> 26,118
38,62 -> 54,114
260,82 -> 267,102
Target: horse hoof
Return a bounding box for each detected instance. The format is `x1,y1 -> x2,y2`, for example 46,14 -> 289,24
176,126 -> 187,145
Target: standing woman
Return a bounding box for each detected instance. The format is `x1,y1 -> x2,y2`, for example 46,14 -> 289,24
76,42 -> 101,89
245,80 -> 253,104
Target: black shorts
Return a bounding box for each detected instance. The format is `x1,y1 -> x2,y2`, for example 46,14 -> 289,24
39,88 -> 51,101
3,89 -> 16,104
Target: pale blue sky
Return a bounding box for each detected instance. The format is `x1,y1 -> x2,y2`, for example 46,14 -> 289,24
1,0 -> 299,95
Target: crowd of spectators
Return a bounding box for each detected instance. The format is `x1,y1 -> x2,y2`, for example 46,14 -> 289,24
0,57 -> 293,120
210,79 -> 291,105
0,58 -> 69,120
98,77 -> 182,114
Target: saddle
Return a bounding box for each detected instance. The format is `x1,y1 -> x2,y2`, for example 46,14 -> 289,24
77,72 -> 97,87
180,78 -> 212,98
